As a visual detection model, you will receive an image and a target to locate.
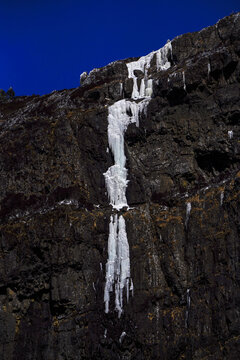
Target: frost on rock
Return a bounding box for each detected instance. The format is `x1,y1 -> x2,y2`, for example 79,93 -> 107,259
104,215 -> 130,317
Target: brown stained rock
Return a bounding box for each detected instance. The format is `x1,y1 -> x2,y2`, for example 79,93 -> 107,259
0,12 -> 240,360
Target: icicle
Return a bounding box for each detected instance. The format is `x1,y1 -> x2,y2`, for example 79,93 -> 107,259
130,278 -> 134,296
139,78 -> 146,98
118,216 -> 130,308
119,82 -> 123,98
185,202 -> 191,228
156,41 -> 172,70
228,130 -> 233,139
220,191 -> 224,206
145,79 -> 153,97
208,62 -> 211,77
185,288 -> 191,328
104,215 -> 118,313
119,331 -> 126,343
187,288 -> 191,307
182,71 -> 186,91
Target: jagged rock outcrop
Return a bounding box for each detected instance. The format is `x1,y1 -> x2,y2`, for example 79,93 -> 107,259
0,13 -> 240,360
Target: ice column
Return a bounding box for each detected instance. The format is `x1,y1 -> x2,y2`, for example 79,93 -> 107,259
104,100 -> 141,210
104,215 -> 130,316
103,99 -> 141,315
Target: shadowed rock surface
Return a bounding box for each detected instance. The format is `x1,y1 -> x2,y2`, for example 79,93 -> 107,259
0,13 -> 240,360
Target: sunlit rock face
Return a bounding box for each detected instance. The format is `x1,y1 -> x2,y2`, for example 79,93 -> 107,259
0,12 -> 240,360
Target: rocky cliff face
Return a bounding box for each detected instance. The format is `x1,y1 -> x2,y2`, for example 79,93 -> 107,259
0,13 -> 240,360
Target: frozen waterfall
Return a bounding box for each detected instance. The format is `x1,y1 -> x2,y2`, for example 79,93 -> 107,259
104,40 -> 172,316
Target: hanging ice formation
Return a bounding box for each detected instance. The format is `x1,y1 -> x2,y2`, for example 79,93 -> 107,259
104,41 -> 172,316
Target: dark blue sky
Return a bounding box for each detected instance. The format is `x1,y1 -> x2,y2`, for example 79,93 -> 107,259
1,0 -> 239,96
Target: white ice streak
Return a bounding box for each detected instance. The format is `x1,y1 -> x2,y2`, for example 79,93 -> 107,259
185,288 -> 191,328
119,331 -> 126,343
185,202 -> 191,228
228,130 -> 233,139
208,62 -> 211,76
220,191 -> 224,206
182,71 -> 186,91
104,215 -> 130,317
